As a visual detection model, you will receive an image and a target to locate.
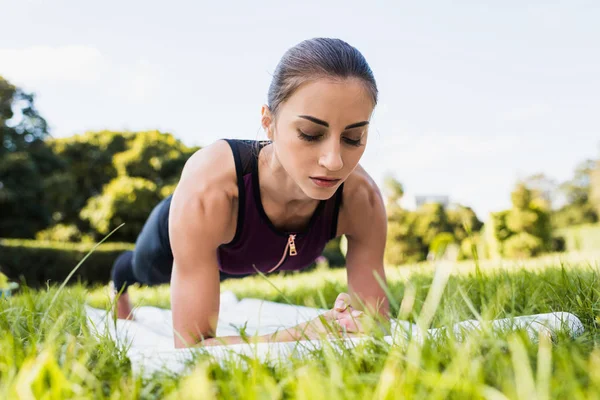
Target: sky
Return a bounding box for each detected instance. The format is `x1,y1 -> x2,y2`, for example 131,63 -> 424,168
1,0 -> 598,221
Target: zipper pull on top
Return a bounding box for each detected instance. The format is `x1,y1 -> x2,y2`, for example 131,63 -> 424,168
288,234 -> 297,256
266,234 -> 298,274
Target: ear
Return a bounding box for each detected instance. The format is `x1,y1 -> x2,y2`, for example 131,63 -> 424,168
261,104 -> 274,140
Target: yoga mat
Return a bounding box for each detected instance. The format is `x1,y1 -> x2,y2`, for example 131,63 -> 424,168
85,291 -> 585,377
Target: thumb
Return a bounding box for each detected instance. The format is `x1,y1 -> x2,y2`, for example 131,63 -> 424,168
334,292 -> 351,312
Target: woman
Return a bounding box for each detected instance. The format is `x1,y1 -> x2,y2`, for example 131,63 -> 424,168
110,37 -> 390,348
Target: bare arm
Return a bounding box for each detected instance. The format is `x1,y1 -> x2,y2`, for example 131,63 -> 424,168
342,169 -> 391,334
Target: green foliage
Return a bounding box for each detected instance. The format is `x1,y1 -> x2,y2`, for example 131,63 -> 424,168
552,202 -> 598,228
413,203 -> 453,246
46,130 -> 132,225
428,232 -> 456,259
458,232 -> 482,260
0,152 -> 48,237
45,130 -> 198,240
321,236 -> 346,267
382,177 -> 483,265
35,224 -> 95,243
590,160 -> 600,219
80,176 -> 162,242
502,232 -> 544,259
0,76 -> 64,239
490,183 -> 553,259
0,76 -> 49,155
0,238 -> 133,288
382,173 -> 404,207
3,249 -> 600,398
446,205 -> 483,242
555,223 -> 600,252
0,272 -> 8,289
384,209 -> 425,266
553,159 -> 600,229
113,130 -> 198,186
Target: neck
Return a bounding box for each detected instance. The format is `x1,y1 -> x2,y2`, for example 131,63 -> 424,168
258,144 -> 319,213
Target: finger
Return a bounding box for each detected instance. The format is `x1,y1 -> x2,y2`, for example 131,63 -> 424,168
334,292 -> 351,312
337,311 -> 365,332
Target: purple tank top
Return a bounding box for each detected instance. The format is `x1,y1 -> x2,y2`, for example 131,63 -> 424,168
216,139 -> 344,275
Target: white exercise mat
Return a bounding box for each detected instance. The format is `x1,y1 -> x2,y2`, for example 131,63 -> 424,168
85,291 -> 585,377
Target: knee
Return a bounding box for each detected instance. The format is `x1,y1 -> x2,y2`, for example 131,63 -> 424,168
131,250 -> 153,284
111,251 -> 136,291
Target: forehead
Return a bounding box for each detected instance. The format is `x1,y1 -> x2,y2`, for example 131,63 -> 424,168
279,78 -> 374,126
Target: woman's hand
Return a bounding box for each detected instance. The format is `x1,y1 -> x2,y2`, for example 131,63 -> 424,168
329,292 -> 367,335
269,293 -> 368,342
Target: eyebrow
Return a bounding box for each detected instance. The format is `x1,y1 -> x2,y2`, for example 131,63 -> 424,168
298,115 -> 369,130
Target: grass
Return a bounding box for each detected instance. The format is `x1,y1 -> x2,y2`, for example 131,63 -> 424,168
2,251 -> 600,399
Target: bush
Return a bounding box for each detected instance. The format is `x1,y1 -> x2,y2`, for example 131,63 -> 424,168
428,232 -> 456,259
0,239 -> 134,288
35,224 -> 94,243
502,232 -> 544,259
321,236 -> 345,268
458,233 -> 482,260
80,176 -> 161,242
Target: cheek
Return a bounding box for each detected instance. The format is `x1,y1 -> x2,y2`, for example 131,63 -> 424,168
344,148 -> 365,167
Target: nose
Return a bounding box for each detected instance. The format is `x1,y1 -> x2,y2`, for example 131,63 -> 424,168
318,138 -> 344,172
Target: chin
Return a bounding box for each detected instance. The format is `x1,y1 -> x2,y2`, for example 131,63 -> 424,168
304,184 -> 339,201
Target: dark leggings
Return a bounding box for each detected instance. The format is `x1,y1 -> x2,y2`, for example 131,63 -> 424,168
110,195 -> 250,293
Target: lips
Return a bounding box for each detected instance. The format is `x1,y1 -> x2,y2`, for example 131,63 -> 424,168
310,177 -> 341,188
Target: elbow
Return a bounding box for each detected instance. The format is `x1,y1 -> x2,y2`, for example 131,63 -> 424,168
174,333 -> 215,349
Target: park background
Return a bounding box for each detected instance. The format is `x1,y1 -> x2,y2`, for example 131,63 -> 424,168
1,0 -> 599,283
3,2 -> 600,398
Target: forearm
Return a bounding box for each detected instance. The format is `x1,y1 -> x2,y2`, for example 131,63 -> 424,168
195,319 -> 332,347
196,334 -> 270,347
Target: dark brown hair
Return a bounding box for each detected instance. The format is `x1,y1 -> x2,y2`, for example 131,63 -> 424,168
267,37 -> 378,121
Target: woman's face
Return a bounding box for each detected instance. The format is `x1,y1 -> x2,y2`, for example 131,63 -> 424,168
262,78 -> 375,200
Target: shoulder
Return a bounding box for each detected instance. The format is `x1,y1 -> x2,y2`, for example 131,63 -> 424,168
169,139 -> 239,244
176,139 -> 238,198
337,164 -> 387,238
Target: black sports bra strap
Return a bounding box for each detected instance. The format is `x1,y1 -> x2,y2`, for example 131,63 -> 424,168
234,139 -> 271,175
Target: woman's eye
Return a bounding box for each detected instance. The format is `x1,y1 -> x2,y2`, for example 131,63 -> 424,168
297,131 -> 321,141
297,130 -> 362,147
343,138 -> 362,147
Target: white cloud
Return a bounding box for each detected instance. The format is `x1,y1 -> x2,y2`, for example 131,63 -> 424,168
0,45 -> 108,85
0,45 -> 163,106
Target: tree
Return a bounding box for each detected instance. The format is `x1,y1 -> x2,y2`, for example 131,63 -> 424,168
590,159 -> 600,219
46,131 -> 131,226
495,182 -> 553,258
113,130 -> 198,188
553,159 -> 598,228
79,176 -> 162,242
385,209 -> 425,265
380,175 -> 426,265
447,204 -> 483,242
382,172 -> 404,208
0,76 -> 49,155
0,76 -> 62,238
414,202 -> 453,247
522,173 -> 558,210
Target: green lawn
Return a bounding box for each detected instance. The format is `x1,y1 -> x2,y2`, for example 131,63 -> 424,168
2,252 -> 600,399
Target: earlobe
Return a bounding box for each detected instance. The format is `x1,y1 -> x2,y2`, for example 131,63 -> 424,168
260,104 -> 275,140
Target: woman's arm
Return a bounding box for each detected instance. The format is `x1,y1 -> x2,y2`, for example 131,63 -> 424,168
170,191 -> 232,347
169,142 -> 240,348
339,166 -> 391,334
